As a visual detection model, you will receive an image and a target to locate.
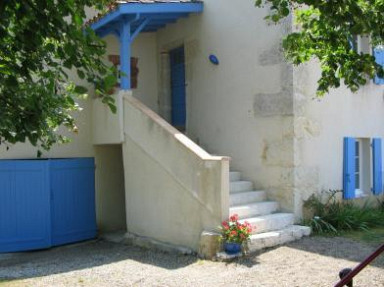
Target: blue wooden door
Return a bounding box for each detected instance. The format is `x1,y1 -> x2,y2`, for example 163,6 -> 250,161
0,158 -> 96,253
50,158 -> 96,246
170,46 -> 186,131
0,160 -> 51,253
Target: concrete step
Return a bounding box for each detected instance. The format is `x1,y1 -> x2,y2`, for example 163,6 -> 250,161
229,171 -> 241,182
215,225 -> 311,260
230,181 -> 253,193
248,225 -> 311,252
240,213 -> 294,234
230,190 -> 266,206
229,201 -> 278,219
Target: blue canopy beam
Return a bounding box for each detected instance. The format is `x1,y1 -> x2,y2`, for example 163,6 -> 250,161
119,3 -> 203,14
120,20 -> 131,90
89,1 -> 203,90
131,18 -> 151,41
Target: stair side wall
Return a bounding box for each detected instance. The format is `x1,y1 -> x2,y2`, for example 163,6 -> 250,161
122,93 -> 229,251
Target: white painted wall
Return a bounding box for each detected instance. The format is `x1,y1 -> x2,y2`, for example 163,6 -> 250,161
293,61 -> 384,217
122,93 -> 229,250
156,0 -> 295,213
0,90 -> 94,159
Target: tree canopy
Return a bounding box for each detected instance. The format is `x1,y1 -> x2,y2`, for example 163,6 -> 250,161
255,0 -> 384,95
0,0 -> 116,153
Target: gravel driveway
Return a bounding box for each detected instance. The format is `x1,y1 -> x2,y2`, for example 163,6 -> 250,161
0,236 -> 383,287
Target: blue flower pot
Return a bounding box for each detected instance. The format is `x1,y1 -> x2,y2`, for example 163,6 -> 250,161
224,242 -> 242,254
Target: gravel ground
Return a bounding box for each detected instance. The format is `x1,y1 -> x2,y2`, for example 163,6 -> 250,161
0,236 -> 383,287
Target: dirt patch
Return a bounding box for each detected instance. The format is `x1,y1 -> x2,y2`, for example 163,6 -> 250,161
0,236 -> 383,287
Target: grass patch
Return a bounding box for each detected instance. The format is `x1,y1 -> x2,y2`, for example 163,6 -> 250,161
341,226 -> 384,245
303,190 -> 384,234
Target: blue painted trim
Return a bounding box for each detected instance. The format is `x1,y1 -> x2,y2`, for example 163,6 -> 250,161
90,3 -> 202,36
120,20 -> 131,90
343,137 -> 356,199
90,9 -> 121,31
141,13 -> 189,19
373,47 -> 384,85
372,138 -> 383,195
131,18 -> 150,41
97,23 -> 120,38
119,3 -> 203,14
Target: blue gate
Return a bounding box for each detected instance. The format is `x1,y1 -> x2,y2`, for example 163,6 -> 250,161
0,158 -> 96,253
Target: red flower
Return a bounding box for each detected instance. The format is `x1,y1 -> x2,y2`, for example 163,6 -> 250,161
230,230 -> 237,236
230,214 -> 239,221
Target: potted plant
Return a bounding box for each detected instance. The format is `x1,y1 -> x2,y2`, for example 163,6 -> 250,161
220,214 -> 253,254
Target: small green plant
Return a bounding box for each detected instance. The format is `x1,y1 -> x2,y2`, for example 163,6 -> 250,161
303,190 -> 384,234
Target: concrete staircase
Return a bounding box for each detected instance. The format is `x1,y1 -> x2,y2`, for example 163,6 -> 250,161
229,171 -> 311,252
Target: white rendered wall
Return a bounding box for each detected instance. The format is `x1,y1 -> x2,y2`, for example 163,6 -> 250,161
156,0 -> 295,212
122,93 -> 229,250
0,85 -> 94,159
293,62 -> 384,218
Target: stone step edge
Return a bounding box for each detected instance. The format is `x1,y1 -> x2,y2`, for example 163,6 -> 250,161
199,225 -> 311,261
248,225 -> 311,251
230,189 -> 266,195
238,213 -> 295,234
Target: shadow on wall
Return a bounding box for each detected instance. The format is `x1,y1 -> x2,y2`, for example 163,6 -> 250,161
0,241 -> 198,281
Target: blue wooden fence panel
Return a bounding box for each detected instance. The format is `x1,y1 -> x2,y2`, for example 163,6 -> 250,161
0,158 -> 96,253
50,158 -> 96,246
0,161 -> 51,253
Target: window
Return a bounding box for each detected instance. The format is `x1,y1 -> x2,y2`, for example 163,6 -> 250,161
354,139 -> 371,197
373,46 -> 384,85
349,35 -> 371,54
348,36 -> 383,85
343,137 -> 383,199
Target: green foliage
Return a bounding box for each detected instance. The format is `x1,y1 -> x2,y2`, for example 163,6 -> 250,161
303,190 -> 384,234
255,0 -> 384,96
0,0 -> 116,152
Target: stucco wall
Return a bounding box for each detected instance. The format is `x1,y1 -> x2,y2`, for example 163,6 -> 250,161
0,89 -> 94,159
292,62 -> 384,218
122,93 -> 229,250
156,0 -> 295,212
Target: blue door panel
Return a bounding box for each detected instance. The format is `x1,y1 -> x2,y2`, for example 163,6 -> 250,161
0,158 -> 96,253
170,47 -> 186,128
50,158 -> 96,246
0,161 -> 51,253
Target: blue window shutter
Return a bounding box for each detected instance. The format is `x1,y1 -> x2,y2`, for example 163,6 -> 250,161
373,47 -> 384,85
343,137 -> 356,199
372,138 -> 383,195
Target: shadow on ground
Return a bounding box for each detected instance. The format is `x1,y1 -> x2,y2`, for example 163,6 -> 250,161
0,240 -> 199,281
283,235 -> 384,268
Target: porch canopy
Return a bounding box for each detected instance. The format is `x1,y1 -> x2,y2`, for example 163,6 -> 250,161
89,0 -> 204,90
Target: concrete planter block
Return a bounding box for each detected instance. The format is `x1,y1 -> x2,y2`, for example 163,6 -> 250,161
198,231 -> 221,259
